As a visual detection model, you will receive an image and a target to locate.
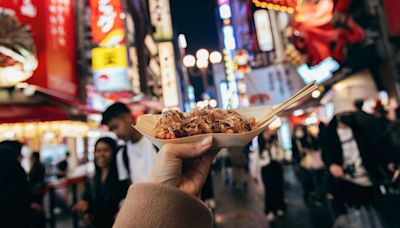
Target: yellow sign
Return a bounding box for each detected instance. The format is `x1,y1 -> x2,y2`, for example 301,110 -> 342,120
91,46 -> 128,71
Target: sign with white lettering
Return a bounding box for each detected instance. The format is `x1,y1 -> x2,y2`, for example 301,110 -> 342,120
148,0 -> 173,41
89,0 -> 125,46
158,42 -> 179,108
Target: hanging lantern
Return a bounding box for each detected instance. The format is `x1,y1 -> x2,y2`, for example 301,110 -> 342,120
0,12 -> 38,88
252,0 -> 299,14
233,50 -> 251,74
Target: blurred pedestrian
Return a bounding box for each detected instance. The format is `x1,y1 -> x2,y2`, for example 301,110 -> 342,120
28,152 -> 47,226
292,125 -> 321,204
0,140 -> 30,228
353,99 -> 385,140
373,100 -> 390,135
56,151 -> 69,179
324,112 -> 390,211
73,137 -> 128,228
102,102 -> 157,185
257,130 -> 285,222
383,107 -> 400,172
228,147 -> 248,189
29,152 -> 46,201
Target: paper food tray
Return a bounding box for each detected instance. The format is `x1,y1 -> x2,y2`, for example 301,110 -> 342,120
133,106 -> 276,150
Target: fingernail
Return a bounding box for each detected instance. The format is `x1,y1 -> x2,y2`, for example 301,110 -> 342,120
201,136 -> 213,147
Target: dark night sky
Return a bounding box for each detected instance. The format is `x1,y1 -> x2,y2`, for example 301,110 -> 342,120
170,0 -> 220,55
170,0 -> 221,100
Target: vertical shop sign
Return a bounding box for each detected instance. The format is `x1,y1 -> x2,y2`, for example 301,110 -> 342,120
254,9 -> 274,52
91,46 -> 130,92
46,0 -> 78,97
148,0 -> 173,41
89,0 -> 125,46
158,42 -> 179,108
89,0 -> 129,92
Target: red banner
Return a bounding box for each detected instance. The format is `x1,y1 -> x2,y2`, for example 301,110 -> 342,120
0,0 -> 78,98
383,0 -> 400,36
45,0 -> 78,97
89,0 -> 125,46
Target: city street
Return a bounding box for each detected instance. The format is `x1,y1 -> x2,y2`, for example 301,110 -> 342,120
213,167 -> 333,228
1,0 -> 399,227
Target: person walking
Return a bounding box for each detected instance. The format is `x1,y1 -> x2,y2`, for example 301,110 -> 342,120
257,130 -> 286,222
101,102 -> 157,185
73,137 -> 128,228
29,152 -> 47,227
324,112 -> 390,211
292,125 -> 321,204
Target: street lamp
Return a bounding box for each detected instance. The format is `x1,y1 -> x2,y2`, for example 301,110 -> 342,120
196,58 -> 209,69
209,51 -> 223,64
183,54 -> 196,68
196,49 -> 209,60
184,50 -> 222,93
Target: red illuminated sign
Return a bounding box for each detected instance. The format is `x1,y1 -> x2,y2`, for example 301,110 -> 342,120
0,0 -> 79,98
89,0 -> 125,46
383,0 -> 400,36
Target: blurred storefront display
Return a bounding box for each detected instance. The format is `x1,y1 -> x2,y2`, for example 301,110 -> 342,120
91,46 -> 130,92
0,0 -> 86,165
244,64 -> 304,106
0,120 -> 89,172
0,0 -> 79,99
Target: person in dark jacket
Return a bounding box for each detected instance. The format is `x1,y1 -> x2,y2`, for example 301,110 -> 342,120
383,107 -> 400,171
324,112 -> 389,211
29,152 -> 47,227
292,125 -> 321,204
73,137 -> 128,228
56,151 -> 70,179
0,141 -> 30,228
258,131 -> 286,221
373,100 -> 390,134
29,152 -> 46,203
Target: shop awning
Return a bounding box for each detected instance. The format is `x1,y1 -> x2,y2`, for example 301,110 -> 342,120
0,105 -> 69,123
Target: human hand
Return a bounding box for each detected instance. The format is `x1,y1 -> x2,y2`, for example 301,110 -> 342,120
330,164 -> 344,178
149,136 -> 216,196
72,200 -> 89,213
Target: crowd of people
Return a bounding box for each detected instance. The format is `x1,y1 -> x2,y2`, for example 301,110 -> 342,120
0,102 -> 216,228
0,104 -> 140,226
291,100 -> 400,226
1,100 -> 400,227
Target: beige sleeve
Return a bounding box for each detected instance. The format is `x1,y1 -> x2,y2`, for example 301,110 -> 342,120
113,183 -> 213,228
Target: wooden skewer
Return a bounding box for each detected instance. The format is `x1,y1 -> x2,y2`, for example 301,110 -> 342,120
257,85 -> 318,127
257,82 -> 318,127
258,84 -> 318,127
280,81 -> 316,106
